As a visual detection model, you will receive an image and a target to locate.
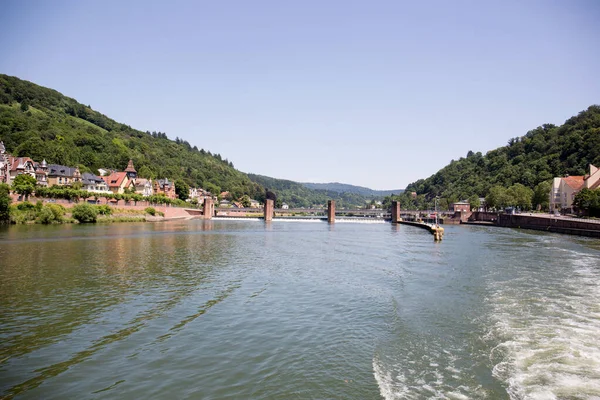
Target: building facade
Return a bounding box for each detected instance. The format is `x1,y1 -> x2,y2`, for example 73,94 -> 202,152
550,164 -> 600,213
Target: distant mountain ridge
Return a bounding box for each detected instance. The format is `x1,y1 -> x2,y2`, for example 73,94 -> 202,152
302,182 -> 404,197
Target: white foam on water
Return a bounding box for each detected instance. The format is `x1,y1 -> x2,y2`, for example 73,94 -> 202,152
372,351 -> 486,400
486,252 -> 600,399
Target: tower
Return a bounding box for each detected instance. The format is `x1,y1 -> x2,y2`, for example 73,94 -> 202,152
125,159 -> 137,180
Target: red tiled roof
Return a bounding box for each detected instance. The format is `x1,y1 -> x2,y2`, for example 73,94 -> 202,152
562,176 -> 584,191
8,156 -> 34,171
102,172 -> 128,188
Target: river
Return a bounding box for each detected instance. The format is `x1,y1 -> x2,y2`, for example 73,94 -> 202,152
1,220 -> 599,399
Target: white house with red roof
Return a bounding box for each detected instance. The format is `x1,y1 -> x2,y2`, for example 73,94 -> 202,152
102,171 -> 133,194
550,164 -> 600,213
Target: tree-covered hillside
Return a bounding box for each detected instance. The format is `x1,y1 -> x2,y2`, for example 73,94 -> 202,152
302,182 -> 404,197
248,174 -> 375,208
0,74 -> 261,198
404,105 -> 600,203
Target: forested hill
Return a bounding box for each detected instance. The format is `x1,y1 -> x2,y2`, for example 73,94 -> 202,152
302,182 -> 404,197
0,74 -> 261,198
248,174 -> 376,208
405,105 -> 600,201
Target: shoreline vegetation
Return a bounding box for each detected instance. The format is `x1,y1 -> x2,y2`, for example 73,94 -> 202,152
6,200 -> 167,225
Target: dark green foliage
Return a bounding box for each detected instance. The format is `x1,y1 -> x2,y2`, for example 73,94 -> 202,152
0,74 -> 262,199
404,105 -> 600,202
175,179 -> 189,201
145,207 -> 156,216
0,183 -> 11,223
17,201 -> 35,211
533,180 -> 552,210
573,188 -> 600,217
96,204 -> 113,215
12,174 -> 37,199
37,204 -> 66,224
71,203 -> 98,223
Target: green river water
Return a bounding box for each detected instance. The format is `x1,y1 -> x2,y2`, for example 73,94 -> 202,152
1,220 -> 599,399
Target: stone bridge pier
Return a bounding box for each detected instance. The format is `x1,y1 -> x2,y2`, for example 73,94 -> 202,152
327,200 -> 335,223
264,199 -> 274,221
391,201 -> 401,223
203,198 -> 214,219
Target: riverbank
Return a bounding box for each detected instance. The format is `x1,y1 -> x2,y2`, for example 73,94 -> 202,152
470,212 -> 600,238
5,200 -> 195,225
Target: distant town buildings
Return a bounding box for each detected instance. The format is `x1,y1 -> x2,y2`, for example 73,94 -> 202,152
0,143 -> 200,202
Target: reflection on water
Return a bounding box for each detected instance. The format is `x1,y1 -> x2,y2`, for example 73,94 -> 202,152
1,221 -> 599,399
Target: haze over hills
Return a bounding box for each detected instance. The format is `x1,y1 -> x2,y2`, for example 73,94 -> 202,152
248,174 -> 385,208
302,182 -> 404,197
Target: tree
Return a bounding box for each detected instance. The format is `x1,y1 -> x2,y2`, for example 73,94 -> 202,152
20,99 -> 29,111
71,203 -> 98,223
573,188 -> 600,217
533,180 -> 551,211
468,194 -> 481,210
0,183 -> 11,223
12,174 -> 37,200
486,186 -> 506,210
175,179 -> 189,201
240,195 -> 251,208
507,183 -> 534,210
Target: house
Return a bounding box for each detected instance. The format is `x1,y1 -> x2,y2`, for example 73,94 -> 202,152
81,172 -> 111,194
102,171 -> 132,194
134,178 -> 153,197
219,199 -> 231,207
0,141 -> 9,184
550,164 -> 600,213
47,164 -> 82,187
188,187 -> 213,204
450,201 -> 471,213
34,160 -> 49,186
154,178 -> 177,199
249,199 -> 261,208
7,156 -> 37,183
281,203 -> 289,210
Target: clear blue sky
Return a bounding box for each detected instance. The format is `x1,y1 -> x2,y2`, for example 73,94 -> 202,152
1,0 -> 599,189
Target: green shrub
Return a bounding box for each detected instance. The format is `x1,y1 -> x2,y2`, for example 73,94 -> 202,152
17,201 -> 35,211
145,207 -> 156,216
71,203 -> 98,223
37,206 -> 55,224
96,204 -> 113,215
10,204 -> 36,224
40,203 -> 66,223
35,200 -> 43,212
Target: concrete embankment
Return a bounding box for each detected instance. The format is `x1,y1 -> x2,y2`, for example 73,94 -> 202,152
496,214 -> 600,238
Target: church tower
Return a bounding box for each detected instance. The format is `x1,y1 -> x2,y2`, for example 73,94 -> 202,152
125,159 -> 137,180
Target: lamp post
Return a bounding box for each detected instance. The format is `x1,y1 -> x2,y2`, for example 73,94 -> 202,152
434,197 -> 438,226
